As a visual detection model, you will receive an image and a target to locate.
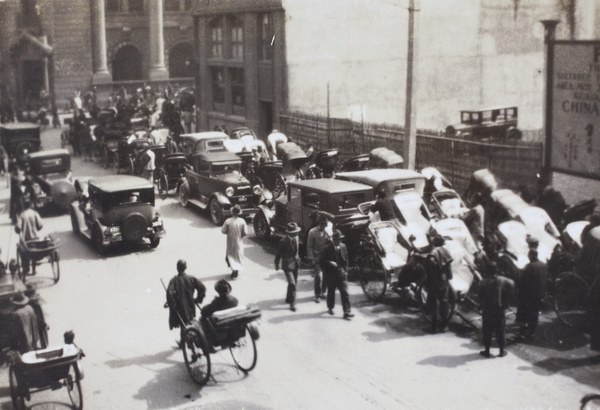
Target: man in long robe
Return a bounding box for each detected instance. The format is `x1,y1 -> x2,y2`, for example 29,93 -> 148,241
221,205 -> 247,279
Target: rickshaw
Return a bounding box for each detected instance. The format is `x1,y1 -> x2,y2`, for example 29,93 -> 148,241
306,148 -> 339,179
178,305 -> 261,386
9,332 -> 85,410
553,226 -> 600,327
16,236 -> 60,284
341,153 -> 370,172
276,142 -> 309,181
463,168 -> 499,207
367,147 -> 404,169
155,152 -> 188,198
266,130 -> 288,160
113,137 -> 151,175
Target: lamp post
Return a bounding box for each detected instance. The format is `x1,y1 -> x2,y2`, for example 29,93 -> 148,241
541,19 -> 560,180
404,0 -> 420,170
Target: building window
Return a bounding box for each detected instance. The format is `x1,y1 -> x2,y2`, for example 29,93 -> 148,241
164,0 -> 179,12
129,0 -> 143,13
231,18 -> 243,60
169,42 -> 194,78
211,67 -> 225,111
259,13 -> 274,61
231,68 -> 245,116
106,0 -> 119,13
210,18 -> 223,58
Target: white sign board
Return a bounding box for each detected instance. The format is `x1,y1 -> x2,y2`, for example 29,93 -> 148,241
552,42 -> 600,179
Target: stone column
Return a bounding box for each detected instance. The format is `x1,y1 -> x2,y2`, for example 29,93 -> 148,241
90,0 -> 112,84
148,0 -> 169,81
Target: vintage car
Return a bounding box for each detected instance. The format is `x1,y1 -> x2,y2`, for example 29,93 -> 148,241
0,122 -> 41,170
179,131 -> 233,156
69,175 -> 166,253
445,106 -> 522,140
253,178 -> 374,243
26,149 -> 77,213
228,127 -> 267,153
179,150 -> 271,225
335,169 -> 426,199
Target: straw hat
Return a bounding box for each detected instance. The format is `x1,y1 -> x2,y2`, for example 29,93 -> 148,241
285,222 -> 301,234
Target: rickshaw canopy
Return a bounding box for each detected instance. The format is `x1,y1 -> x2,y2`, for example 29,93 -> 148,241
369,147 -> 404,168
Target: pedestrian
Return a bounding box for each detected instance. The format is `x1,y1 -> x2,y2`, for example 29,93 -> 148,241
307,213 -> 331,302
165,259 -> 207,344
16,200 -> 43,274
138,147 -> 155,184
425,236 -> 454,333
221,205 -> 247,279
8,291 -> 40,353
320,229 -> 354,320
274,222 -> 302,312
370,187 -> 397,221
24,284 -> 48,349
478,262 -> 515,358
9,167 -> 28,225
516,249 -> 547,341
165,133 -> 178,153
201,279 -> 239,319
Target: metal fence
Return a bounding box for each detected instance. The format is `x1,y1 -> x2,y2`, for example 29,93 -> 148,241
279,111 -> 543,194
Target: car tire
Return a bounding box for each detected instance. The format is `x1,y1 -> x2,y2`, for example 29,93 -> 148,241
92,227 -> 104,255
253,211 -> 271,240
121,213 -> 147,241
209,198 -> 224,225
179,184 -> 190,207
70,210 -> 80,235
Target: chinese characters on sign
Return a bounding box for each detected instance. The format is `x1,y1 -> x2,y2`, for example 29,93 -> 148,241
552,42 -> 600,178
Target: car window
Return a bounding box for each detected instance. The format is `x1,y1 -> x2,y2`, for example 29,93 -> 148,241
212,163 -> 240,175
337,193 -> 366,211
207,140 -> 224,150
194,158 -> 209,174
289,186 -> 301,203
304,192 -> 321,209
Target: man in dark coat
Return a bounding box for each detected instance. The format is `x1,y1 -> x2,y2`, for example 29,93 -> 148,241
516,249 -> 547,341
370,188 -> 396,221
479,262 -> 515,358
275,222 -> 302,312
166,260 -> 206,331
9,292 -> 40,353
320,229 -> 354,320
425,236 -> 454,333
201,279 -> 238,319
25,284 -> 48,349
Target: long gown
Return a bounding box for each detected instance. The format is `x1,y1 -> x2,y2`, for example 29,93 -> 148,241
221,215 -> 247,272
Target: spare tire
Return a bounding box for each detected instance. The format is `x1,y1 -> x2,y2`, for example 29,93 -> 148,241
51,181 -> 77,208
121,213 -> 147,241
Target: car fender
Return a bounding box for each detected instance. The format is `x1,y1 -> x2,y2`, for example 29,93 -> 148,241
69,202 -> 86,231
248,321 -> 260,340
212,191 -> 232,207
257,203 -> 275,223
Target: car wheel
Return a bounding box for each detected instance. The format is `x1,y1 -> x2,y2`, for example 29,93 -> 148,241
103,147 -> 110,169
253,211 -> 271,240
127,157 -> 135,175
92,227 -> 104,255
209,198 -> 224,225
179,184 -> 190,207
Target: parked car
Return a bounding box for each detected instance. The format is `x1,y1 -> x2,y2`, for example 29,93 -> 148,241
179,150 -> 271,225
179,131 -> 232,156
69,175 -> 166,253
253,178 -> 374,243
0,122 -> 41,171
445,106 -> 521,140
26,149 -> 76,213
335,169 -> 426,199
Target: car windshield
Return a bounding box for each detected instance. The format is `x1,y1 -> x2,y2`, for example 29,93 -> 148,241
212,163 -> 241,175
336,192 -> 368,211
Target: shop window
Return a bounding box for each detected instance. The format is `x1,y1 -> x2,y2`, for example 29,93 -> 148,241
169,42 -> 194,78
259,13 -> 274,61
231,18 -> 244,60
210,18 -> 223,58
129,0 -> 143,13
211,67 -> 225,112
231,68 -> 245,116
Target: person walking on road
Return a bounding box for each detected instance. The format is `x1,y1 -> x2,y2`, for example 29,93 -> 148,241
320,230 -> 354,320
478,262 -> 515,358
9,292 -> 40,353
221,205 -> 247,279
516,249 -> 547,341
16,200 -> 43,274
166,260 -> 207,344
274,222 -> 302,312
425,236 -> 454,333
307,213 -> 331,302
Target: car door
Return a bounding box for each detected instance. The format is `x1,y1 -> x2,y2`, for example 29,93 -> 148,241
192,157 -> 212,206
300,189 -> 323,234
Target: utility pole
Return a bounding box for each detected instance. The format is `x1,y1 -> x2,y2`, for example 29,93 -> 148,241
404,0 -> 420,170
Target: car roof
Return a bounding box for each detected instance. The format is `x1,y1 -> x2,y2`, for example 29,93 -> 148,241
0,122 -> 40,130
89,175 -> 154,192
192,151 -> 242,163
28,148 -> 70,158
287,178 -> 372,194
335,169 -> 425,186
460,106 -> 518,113
180,131 -> 229,141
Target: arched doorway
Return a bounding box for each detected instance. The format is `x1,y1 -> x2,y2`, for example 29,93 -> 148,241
169,42 -> 194,78
112,45 -> 142,81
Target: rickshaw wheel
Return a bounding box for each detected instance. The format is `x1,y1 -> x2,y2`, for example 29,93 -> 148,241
51,250 -> 60,283
554,272 -> 589,327
66,363 -> 83,410
113,153 -> 120,174
127,157 -> 135,175
16,251 -> 25,282
9,365 -> 25,410
179,184 -> 190,207
273,175 -> 286,199
416,283 -> 456,324
92,227 -> 105,255
253,211 -> 271,240
229,324 -> 257,372
103,147 -> 110,169
359,254 -> 388,302
158,173 -> 169,199
182,328 -> 211,386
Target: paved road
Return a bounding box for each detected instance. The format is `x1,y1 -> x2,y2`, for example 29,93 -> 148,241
0,126 -> 599,409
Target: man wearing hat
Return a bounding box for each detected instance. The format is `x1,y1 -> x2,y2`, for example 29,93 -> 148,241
221,205 -> 247,279
25,284 -> 48,348
307,213 -> 332,302
425,236 -> 454,334
166,133 -> 178,153
201,279 -> 239,319
9,291 -> 40,353
275,222 -> 302,311
320,229 -> 354,320
16,200 -> 44,274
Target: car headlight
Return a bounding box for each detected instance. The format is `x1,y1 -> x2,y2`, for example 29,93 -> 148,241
253,185 -> 262,195
226,187 -> 234,197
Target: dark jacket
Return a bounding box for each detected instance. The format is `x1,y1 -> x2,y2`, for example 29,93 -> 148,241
320,242 -> 349,279
166,273 -> 206,329
275,235 -> 300,271
371,198 -> 397,221
518,260 -> 547,303
479,275 -> 515,313
201,295 -> 239,319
